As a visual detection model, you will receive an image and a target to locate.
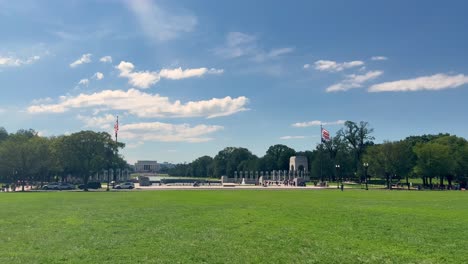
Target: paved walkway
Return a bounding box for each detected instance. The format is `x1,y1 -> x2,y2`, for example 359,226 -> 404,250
137,184 -> 328,190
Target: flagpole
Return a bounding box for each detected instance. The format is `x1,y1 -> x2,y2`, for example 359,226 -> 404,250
320,124 -> 323,183
115,116 -> 119,143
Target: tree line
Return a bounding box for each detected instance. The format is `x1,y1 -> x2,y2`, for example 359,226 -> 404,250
0,128 -> 126,191
168,121 -> 468,189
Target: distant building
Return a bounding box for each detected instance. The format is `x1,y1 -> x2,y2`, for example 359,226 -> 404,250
289,156 -> 308,171
134,160 -> 158,173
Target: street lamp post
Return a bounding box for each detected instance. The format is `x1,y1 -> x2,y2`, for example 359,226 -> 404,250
335,165 -> 340,189
363,163 -> 369,190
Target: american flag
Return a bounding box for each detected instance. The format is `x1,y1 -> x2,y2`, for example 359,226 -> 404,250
114,116 -> 119,137
321,127 -> 330,142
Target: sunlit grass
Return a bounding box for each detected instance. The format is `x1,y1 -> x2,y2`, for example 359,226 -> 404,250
1,190 -> 467,263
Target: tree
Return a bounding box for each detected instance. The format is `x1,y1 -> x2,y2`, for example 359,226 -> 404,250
191,156 -> 214,177
213,147 -> 256,177
0,130 -> 46,191
264,144 -> 296,171
57,131 -> 124,191
413,142 -> 453,188
339,121 -> 374,177
322,133 -> 348,181
0,127 -> 8,142
364,140 -> 414,189
432,135 -> 468,187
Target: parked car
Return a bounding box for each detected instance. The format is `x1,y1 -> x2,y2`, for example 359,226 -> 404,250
78,182 -> 102,190
43,182 -> 75,190
114,182 -> 134,189
42,182 -> 60,190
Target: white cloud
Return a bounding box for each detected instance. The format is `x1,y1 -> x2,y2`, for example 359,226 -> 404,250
280,136 -> 306,140
70,53 -> 92,68
116,61 -> 160,88
292,120 -> 346,128
126,0 -> 197,42
27,89 -> 249,119
267,47 -> 294,57
371,56 -> 388,61
303,64 -> 310,69
159,67 -> 222,80
215,32 -> 293,61
215,32 -> 257,59
77,114 -> 115,129
207,68 -> 224,74
0,55 -> 40,67
99,56 -> 112,63
116,61 -> 223,88
31,97 -> 53,104
78,78 -> 89,86
119,122 -> 223,143
93,72 -> 104,80
314,60 -> 364,72
254,47 -> 294,62
368,73 -> 468,92
326,71 -> 383,92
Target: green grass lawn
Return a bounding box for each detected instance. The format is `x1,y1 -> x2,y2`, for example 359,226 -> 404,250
1,190 -> 467,263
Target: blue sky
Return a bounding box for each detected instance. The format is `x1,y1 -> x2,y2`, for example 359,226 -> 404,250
1,0 -> 468,164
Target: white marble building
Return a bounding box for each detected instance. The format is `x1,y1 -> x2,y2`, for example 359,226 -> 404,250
134,160 -> 159,173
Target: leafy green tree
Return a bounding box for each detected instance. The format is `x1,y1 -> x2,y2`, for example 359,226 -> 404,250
364,140 -> 414,189
191,156 -> 214,177
0,127 -> 8,142
57,131 -> 124,190
0,130 -> 45,191
413,142 -> 453,188
432,135 -> 468,187
339,121 -> 374,177
264,144 -> 296,170
213,147 -> 256,177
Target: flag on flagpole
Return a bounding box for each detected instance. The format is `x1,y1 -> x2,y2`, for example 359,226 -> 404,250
321,127 -> 330,142
114,116 -> 119,139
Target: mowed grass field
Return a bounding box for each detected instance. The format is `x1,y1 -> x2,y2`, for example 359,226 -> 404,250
1,190 -> 467,263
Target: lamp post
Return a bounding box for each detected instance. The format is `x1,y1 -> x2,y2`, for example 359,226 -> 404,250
363,163 -> 369,190
335,164 -> 340,189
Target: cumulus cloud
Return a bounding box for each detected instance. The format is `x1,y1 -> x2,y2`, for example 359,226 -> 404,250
99,56 -> 112,63
0,55 -> 40,67
280,136 -> 306,140
326,71 -> 383,92
93,72 -> 104,80
368,73 -> 468,92
314,60 -> 364,72
70,53 -> 92,68
27,89 -> 249,119
371,56 -> 388,61
116,61 -> 160,88
77,114 -> 115,129
292,120 -> 346,128
116,61 -> 223,88
119,122 -> 223,143
303,64 -> 310,69
126,0 -> 197,42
